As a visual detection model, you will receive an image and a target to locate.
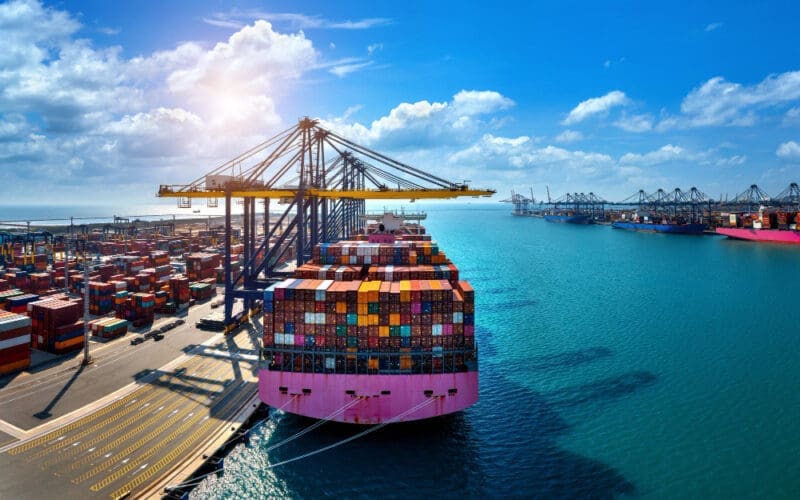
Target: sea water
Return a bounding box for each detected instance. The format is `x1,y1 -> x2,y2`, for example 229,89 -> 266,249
182,204 -> 799,498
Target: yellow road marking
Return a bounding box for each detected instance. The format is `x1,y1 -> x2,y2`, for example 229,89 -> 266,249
107,382 -> 256,498
92,379 -> 251,493
11,351 -> 220,457
7,353 -> 214,456
70,362 -> 233,481
7,389 -> 145,456
29,355 -> 220,463
33,387 -> 173,464
42,356 -> 221,467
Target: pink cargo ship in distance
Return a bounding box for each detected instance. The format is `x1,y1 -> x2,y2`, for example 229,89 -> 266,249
259,212 -> 478,424
716,210 -> 800,245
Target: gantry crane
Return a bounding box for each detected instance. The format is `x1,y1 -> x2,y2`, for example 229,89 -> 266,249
157,117 -> 495,328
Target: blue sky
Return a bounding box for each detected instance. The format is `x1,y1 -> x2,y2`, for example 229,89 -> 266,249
1,0 -> 799,207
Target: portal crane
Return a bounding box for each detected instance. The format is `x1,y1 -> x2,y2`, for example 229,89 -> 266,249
158,117 -> 495,328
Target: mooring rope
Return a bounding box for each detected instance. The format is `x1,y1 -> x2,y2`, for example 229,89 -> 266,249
164,395 -> 364,493
263,396 -> 440,470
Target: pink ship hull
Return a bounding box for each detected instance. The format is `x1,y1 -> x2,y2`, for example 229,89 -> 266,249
259,370 -> 478,424
716,227 -> 800,244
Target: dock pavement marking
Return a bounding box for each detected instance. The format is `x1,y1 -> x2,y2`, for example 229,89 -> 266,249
6,384 -> 149,456
56,357 -> 228,470
69,361 -> 234,480
26,354 -> 217,463
91,378 -> 251,493
5,337 -> 233,456
107,381 -> 257,499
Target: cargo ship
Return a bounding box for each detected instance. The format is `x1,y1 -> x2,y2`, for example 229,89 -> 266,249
259,212 -> 478,424
612,221 -> 706,234
544,213 -> 592,224
716,211 -> 800,245
715,227 -> 800,244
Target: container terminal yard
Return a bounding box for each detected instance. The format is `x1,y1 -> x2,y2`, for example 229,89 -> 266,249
0,118 -> 494,498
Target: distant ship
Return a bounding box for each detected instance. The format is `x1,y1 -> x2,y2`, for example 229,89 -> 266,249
544,213 -> 592,224
716,227 -> 800,244
612,221 -> 706,235
716,211 -> 800,245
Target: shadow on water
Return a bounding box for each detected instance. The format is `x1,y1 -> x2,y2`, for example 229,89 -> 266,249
494,298 -> 539,309
252,360 -> 656,498
526,347 -> 614,372
545,371 -> 657,410
474,324 -> 498,357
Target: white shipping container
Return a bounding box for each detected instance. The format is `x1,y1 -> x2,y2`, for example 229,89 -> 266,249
0,335 -> 31,350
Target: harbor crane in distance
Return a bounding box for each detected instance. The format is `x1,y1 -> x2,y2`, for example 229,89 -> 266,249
157,117 -> 495,329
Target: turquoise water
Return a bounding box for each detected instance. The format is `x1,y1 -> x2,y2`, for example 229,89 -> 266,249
193,205 -> 800,498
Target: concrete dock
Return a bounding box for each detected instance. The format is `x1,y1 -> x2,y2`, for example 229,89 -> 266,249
0,300 -> 261,499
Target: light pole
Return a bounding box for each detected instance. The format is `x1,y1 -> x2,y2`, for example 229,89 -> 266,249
81,239 -> 92,366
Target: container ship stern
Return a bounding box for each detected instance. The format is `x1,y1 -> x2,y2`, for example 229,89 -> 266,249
259,212 -> 479,424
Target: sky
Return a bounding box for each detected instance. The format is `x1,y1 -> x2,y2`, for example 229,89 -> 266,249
1,0 -> 799,208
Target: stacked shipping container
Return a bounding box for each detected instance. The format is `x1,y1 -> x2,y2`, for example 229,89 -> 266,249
263,240 -> 476,374
28,298 -> 83,353
186,253 -> 220,281
0,311 -> 31,375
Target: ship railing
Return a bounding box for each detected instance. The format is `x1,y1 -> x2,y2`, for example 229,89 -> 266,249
261,346 -> 477,375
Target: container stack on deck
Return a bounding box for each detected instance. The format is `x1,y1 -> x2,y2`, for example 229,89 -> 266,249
0,311 -> 31,375
294,264 -> 361,281
263,239 -> 476,373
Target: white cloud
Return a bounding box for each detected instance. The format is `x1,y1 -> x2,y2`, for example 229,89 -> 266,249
614,113 -> 654,132
98,27 -> 120,35
166,20 -> 316,95
554,130 -> 583,143
784,107 -> 800,125
0,1 -> 330,203
562,90 -> 629,125
452,90 -> 514,115
204,11 -> 391,31
777,141 -> 800,161
330,61 -> 373,77
620,144 -> 686,166
669,71 -> 800,128
0,114 -> 31,141
320,90 -> 515,149
100,107 -> 203,158
619,143 -> 746,169
705,22 -> 724,32
202,17 -> 244,30
714,155 -> 746,167
603,57 -> 625,69
367,43 -> 383,55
